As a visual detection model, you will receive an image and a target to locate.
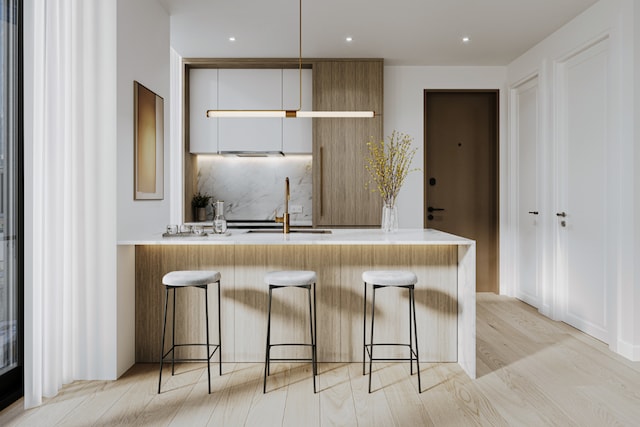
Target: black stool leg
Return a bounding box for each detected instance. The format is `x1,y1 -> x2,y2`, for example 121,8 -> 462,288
263,285 -> 273,393
313,282 -> 318,391
204,285 -> 211,394
171,288 -> 176,376
217,280 -> 222,376
368,285 -> 376,393
362,282 -> 367,376
409,286 -> 414,375
307,284 -> 317,393
158,286 -> 169,394
411,286 -> 421,392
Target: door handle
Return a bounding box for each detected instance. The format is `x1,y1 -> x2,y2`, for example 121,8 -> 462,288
556,212 -> 567,217
528,211 -> 539,215
427,206 -> 445,213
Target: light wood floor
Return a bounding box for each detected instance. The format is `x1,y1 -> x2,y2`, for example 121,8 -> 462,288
2,293 -> 639,426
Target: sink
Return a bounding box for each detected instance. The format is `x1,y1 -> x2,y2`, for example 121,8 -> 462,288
246,229 -> 332,234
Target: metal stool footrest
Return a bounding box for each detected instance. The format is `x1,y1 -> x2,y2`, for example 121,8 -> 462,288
365,344 -> 419,363
161,343 -> 221,363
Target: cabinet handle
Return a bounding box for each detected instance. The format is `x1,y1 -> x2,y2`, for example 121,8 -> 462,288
320,146 -> 324,217
528,211 -> 539,215
556,212 -> 567,217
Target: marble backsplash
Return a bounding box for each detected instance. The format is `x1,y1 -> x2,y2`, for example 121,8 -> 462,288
197,155 -> 313,223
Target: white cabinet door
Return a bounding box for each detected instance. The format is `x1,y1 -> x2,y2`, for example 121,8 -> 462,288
218,69 -> 283,152
514,76 -> 540,308
282,68 -> 312,153
189,69 -> 218,153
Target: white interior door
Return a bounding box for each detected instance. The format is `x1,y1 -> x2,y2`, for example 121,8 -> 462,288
558,39 -> 609,343
514,76 -> 540,308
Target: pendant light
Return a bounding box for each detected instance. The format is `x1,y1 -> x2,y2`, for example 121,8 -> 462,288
206,0 -> 376,119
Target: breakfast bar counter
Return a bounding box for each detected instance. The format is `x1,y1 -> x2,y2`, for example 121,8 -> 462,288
122,228 -> 476,379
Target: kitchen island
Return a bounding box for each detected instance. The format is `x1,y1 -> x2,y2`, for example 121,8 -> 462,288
121,228 -> 475,379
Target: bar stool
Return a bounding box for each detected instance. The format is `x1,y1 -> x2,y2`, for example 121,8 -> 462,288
264,270 -> 318,393
362,270 -> 421,393
158,270 -> 222,394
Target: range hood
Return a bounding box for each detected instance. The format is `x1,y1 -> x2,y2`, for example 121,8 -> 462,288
219,150 -> 285,157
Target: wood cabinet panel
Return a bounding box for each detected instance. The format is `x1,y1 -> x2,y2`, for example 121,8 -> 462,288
313,60 -> 383,227
135,245 -> 236,362
135,244 -> 457,363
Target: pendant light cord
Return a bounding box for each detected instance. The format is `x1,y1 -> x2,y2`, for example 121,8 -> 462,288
299,0 -> 303,111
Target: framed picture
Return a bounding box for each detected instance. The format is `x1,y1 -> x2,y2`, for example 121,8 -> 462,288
134,81 -> 164,200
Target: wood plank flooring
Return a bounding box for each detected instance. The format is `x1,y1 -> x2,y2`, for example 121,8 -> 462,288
2,293 -> 639,426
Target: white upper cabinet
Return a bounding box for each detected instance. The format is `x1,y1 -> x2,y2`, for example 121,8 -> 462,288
189,68 -> 218,153
282,68 -> 312,153
189,68 -> 313,154
217,69 -> 283,152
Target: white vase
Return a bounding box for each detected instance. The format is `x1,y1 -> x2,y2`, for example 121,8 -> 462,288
381,203 -> 398,232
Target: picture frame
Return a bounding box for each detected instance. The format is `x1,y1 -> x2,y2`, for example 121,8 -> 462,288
134,80 -> 164,200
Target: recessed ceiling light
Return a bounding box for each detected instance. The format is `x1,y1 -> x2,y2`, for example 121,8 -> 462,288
229,36 -> 236,42
346,37 -> 353,42
462,36 -> 470,43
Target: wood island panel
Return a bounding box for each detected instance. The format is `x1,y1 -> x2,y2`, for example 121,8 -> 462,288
135,244 -> 458,364
135,245 -> 235,363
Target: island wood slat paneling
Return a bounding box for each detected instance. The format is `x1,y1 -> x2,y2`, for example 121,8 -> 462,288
135,244 -> 457,363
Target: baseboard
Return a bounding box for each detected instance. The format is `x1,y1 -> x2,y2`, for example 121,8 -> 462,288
616,339 -> 640,361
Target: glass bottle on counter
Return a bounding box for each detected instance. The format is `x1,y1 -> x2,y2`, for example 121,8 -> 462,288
213,200 -> 227,234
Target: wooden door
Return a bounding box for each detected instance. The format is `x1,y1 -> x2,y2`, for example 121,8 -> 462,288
425,91 -> 498,293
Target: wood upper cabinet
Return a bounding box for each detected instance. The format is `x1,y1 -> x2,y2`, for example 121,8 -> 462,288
312,60 -> 383,227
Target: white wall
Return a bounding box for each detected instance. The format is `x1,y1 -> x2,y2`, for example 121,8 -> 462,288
506,0 -> 639,360
116,0 -> 170,375
383,66 -> 507,229
117,0 -> 171,241
632,0 -> 640,359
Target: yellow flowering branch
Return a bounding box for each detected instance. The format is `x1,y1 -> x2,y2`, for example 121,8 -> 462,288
365,130 -> 419,206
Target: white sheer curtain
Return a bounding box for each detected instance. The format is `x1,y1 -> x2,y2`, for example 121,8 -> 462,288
24,0 -> 118,407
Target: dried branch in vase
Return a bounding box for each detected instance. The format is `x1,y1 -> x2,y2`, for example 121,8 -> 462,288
365,130 -> 419,206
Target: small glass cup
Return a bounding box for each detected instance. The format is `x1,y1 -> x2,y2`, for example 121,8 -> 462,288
193,225 -> 204,235
180,224 -> 192,234
166,224 -> 178,234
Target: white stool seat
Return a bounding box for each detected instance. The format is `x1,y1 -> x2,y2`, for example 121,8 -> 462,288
264,270 -> 317,286
162,270 -> 221,287
362,270 -> 417,286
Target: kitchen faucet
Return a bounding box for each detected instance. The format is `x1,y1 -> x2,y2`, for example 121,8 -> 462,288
275,177 -> 290,234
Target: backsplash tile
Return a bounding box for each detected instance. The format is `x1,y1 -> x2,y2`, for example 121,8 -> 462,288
197,155 -> 312,223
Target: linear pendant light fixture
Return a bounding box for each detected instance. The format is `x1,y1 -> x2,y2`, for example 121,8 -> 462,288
206,0 -> 376,119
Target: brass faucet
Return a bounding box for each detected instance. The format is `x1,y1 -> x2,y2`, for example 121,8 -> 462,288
275,177 -> 290,234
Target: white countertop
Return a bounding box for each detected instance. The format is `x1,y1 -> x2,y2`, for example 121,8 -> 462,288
118,228 -> 474,246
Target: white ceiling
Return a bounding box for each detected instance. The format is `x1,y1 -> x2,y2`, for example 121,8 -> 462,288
158,0 -> 599,66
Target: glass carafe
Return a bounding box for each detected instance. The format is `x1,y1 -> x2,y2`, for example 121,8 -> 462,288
213,200 -> 227,234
